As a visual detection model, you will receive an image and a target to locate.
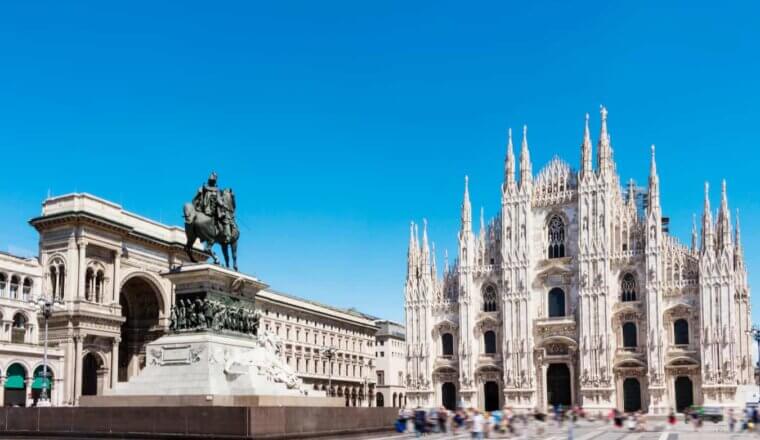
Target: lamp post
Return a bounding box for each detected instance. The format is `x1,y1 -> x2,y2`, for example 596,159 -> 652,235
749,325 -> 760,369
320,346 -> 336,396
31,297 -> 61,406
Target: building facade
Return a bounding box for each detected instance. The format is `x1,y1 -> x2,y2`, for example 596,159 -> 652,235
1,191 -> 380,407
373,320 -> 406,408
0,251 -> 65,406
255,289 -> 377,406
405,108 -> 753,414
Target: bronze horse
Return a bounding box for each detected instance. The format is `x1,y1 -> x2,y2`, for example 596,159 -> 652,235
183,189 -> 239,271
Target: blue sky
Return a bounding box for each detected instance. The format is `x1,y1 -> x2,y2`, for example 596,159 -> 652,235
1,1 -> 759,324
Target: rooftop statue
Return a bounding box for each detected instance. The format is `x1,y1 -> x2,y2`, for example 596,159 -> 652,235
184,172 -> 240,270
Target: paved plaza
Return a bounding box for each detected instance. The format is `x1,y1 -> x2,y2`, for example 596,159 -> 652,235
321,419 -> 758,440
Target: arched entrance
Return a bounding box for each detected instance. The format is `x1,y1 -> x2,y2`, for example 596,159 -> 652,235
622,378 -> 642,412
484,381 -> 499,411
442,382 -> 456,410
119,276 -> 162,382
82,352 -> 103,396
31,366 -> 53,406
4,363 -> 27,407
674,376 -> 693,412
546,363 -> 571,407
376,392 -> 384,407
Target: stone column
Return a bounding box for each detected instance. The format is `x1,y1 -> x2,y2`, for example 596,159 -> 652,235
73,336 -> 83,404
110,338 -> 120,388
112,249 -> 121,303
0,375 -> 5,407
24,376 -> 31,407
77,239 -> 87,300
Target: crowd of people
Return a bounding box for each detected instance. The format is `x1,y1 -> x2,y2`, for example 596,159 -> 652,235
394,404 -> 759,437
395,404 -> 591,438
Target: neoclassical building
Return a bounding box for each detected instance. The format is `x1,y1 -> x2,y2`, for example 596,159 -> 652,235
0,251 -> 65,406
9,192 -> 379,406
404,108 -> 753,414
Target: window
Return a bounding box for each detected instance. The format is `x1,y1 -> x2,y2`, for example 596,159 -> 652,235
622,322 -> 637,348
548,216 -> 566,258
674,319 -> 689,345
0,273 -> 6,296
441,333 -> 454,356
9,275 -> 19,299
482,285 -> 498,312
48,258 -> 66,300
548,288 -> 565,317
484,330 -> 496,354
621,273 -> 636,302
377,370 -> 385,385
22,278 -> 32,300
12,313 -> 27,344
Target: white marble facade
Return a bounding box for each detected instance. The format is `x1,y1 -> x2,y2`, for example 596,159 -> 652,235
404,108 -> 754,414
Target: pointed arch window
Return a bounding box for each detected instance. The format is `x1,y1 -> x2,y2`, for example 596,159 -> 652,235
548,216 -> 566,259
482,285 -> 498,312
621,273 -> 637,302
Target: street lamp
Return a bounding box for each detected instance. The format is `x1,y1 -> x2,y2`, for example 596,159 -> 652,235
31,297 -> 62,406
749,325 -> 760,369
320,346 -> 336,396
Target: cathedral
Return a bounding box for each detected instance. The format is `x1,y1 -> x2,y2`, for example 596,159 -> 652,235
404,107 -> 754,414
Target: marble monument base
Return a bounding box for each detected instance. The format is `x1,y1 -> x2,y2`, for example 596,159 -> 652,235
81,332 -> 341,407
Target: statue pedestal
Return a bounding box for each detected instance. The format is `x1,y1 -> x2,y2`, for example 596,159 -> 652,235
82,264 -> 341,407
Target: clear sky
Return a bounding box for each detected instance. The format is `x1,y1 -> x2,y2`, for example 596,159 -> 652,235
1,1 -> 759,324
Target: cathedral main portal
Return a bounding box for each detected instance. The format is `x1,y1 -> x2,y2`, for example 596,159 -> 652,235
546,364 -> 572,407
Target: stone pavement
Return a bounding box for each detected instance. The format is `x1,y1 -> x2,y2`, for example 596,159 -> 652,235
320,418 -> 759,439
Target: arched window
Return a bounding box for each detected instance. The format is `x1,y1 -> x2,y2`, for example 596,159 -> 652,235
622,322 -> 637,348
376,392 -> 384,407
96,271 -> 105,303
482,285 -> 498,312
674,319 -> 689,345
548,288 -> 565,317
621,273 -> 636,302
547,216 -> 566,259
48,258 -> 66,300
441,333 -> 454,356
0,273 -> 6,295
22,278 -> 33,300
12,313 -> 27,343
9,275 -> 19,299
484,330 -> 496,354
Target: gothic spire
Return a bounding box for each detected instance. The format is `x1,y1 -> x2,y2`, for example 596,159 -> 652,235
407,221 -> 418,278
461,175 -> 472,233
581,113 -> 593,178
519,125 -> 532,187
443,248 -> 449,274
597,105 -> 612,175
505,128 -> 515,186
691,214 -> 698,253
421,218 -> 430,269
480,207 -> 486,237
430,241 -> 437,280
701,182 -> 714,253
648,144 -> 660,212
735,208 -> 744,267
717,179 -> 732,250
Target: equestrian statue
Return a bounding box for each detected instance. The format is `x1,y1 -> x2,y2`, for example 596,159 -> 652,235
183,172 -> 240,271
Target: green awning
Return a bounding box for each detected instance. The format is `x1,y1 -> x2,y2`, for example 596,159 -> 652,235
5,364 -> 26,389
31,376 -> 51,390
